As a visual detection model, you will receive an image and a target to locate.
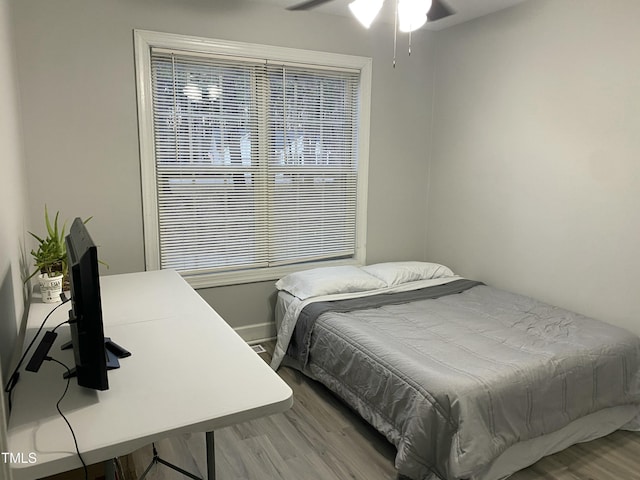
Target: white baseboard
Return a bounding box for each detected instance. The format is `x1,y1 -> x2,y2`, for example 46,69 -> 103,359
234,322 -> 276,345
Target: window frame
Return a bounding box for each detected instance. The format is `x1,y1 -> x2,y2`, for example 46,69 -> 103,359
134,29 -> 372,288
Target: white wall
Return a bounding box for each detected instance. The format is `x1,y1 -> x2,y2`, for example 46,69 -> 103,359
12,0 -> 436,336
12,0 -> 640,343
1,0 -> 28,474
426,0 -> 640,334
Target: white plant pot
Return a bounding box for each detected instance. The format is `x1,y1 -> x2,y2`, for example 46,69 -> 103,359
38,273 -> 64,303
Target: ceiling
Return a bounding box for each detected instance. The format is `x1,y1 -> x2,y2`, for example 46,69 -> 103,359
252,0 -> 529,31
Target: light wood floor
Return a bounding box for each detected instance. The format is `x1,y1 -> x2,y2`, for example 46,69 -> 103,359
125,342 -> 640,480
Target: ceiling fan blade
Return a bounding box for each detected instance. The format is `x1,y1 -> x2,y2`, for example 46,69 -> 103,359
287,0 -> 335,11
428,0 -> 455,21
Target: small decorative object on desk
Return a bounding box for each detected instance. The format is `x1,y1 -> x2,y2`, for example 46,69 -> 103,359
38,272 -> 64,303
26,206 -> 69,303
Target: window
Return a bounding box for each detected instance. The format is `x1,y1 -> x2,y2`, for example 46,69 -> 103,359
135,31 -> 372,287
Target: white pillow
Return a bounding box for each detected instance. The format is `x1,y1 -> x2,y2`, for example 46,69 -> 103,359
275,265 -> 386,300
361,261 -> 454,287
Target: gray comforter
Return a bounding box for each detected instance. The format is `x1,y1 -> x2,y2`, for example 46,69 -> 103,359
285,282 -> 640,480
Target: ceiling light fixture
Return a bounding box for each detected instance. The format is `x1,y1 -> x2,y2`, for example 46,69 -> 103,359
397,0 -> 432,33
348,0 -> 434,67
348,0 -> 384,29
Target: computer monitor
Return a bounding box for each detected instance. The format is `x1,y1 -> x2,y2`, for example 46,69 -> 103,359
65,218 -> 109,390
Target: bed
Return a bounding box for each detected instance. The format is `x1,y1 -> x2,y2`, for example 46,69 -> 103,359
270,262 -> 640,480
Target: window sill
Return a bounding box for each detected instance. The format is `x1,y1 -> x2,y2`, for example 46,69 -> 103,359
179,258 -> 363,290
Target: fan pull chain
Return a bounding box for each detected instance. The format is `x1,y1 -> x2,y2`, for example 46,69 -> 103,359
393,0 -> 398,68
409,30 -> 412,56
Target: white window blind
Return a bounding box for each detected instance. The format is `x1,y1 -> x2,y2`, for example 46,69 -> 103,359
149,48 -> 361,278
266,64 -> 359,267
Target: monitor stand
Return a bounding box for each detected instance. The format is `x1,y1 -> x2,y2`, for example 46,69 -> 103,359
60,338 -> 130,379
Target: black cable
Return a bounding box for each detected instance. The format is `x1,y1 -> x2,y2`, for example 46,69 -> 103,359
52,319 -> 70,334
46,356 -> 89,480
3,296 -> 70,411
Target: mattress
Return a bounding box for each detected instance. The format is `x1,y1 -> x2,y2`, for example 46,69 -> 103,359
273,280 -> 640,480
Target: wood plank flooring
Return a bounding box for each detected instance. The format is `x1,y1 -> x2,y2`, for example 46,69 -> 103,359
124,342 -> 640,480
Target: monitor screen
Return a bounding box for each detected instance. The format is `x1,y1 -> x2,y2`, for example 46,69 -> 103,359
65,218 -> 109,390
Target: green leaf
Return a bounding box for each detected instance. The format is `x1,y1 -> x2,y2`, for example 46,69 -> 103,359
28,231 -> 45,244
44,205 -> 54,238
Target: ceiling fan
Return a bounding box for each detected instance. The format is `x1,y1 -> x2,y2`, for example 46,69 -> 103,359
286,0 -> 454,66
286,0 -> 455,26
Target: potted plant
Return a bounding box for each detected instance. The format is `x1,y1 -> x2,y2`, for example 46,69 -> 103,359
26,207 -> 105,303
26,206 -> 70,303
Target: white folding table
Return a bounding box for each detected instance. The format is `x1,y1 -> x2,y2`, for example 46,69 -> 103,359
7,269 -> 293,480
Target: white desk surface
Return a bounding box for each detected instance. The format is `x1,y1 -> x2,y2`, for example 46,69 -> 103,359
8,270 -> 293,480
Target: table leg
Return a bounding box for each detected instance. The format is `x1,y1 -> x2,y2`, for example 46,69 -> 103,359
206,431 -> 215,480
104,458 -> 116,480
